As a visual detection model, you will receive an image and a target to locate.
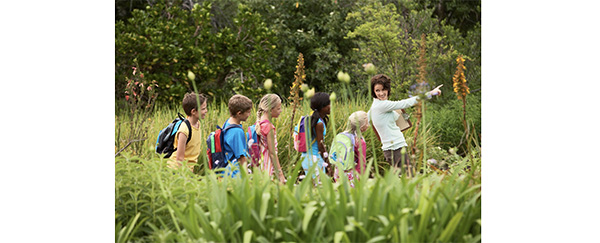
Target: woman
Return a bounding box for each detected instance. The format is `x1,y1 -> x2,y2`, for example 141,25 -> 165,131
367,74 -> 441,172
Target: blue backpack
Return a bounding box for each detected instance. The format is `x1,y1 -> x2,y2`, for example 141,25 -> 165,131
206,124 -> 242,170
155,113 -> 192,158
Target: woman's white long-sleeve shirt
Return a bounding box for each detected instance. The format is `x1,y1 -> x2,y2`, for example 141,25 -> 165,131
367,97 -> 419,151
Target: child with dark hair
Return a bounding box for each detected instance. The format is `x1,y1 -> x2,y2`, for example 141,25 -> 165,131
301,92 -> 331,178
168,92 -> 208,171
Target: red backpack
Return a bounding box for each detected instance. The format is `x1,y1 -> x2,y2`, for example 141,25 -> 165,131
206,124 -> 241,170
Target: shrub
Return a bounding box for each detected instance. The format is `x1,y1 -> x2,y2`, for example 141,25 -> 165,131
424,94 -> 481,153
115,0 -> 277,105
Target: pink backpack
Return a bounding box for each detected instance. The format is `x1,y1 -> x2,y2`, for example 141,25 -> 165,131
293,116 -> 308,152
247,120 -> 269,167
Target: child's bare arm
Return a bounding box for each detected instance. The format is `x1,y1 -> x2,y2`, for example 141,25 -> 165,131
267,130 -> 286,182
315,123 -> 328,163
238,155 -> 248,170
175,132 -> 187,164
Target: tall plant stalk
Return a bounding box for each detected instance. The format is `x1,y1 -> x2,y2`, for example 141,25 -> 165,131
288,53 -> 305,158
410,34 -> 428,175
452,55 -> 470,155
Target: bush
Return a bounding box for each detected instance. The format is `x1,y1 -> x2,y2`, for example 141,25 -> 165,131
115,0 -> 277,105
424,94 -> 481,153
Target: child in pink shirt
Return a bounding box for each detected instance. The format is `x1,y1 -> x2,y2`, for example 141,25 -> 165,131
255,94 -> 286,183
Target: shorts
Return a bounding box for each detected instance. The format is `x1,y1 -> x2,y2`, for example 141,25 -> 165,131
301,153 -> 326,177
383,147 -> 410,168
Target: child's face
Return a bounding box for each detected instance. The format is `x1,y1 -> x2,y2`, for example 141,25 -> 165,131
199,101 -> 208,119
270,102 -> 282,118
360,121 -> 369,133
238,109 -> 252,122
321,104 -> 331,115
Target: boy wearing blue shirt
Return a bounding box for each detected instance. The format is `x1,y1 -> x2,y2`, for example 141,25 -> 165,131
222,94 -> 253,178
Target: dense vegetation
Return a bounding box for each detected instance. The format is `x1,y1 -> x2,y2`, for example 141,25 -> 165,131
115,93 -> 481,241
116,0 -> 481,152
116,0 -> 481,242
116,0 -> 480,105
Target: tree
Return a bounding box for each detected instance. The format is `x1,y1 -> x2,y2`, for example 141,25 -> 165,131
115,0 -> 277,105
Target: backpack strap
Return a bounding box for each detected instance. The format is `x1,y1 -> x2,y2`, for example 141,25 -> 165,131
176,112 -> 192,145
183,119 -> 192,145
222,123 -> 243,133
342,132 -> 356,147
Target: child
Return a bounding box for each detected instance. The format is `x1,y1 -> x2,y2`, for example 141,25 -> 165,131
168,92 -> 208,172
333,111 -> 368,187
222,94 -> 253,178
255,94 -> 286,183
301,92 -> 331,179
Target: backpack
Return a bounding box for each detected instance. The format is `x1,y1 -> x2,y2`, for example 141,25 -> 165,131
246,120 -> 268,167
206,124 -> 242,170
329,132 -> 356,171
293,116 -> 308,152
155,113 -> 192,158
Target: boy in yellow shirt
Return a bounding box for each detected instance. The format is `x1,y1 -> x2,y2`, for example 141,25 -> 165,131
168,92 -> 208,172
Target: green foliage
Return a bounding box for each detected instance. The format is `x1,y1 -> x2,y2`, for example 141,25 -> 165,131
424,94 -> 481,153
116,153 -> 481,242
346,0 -> 479,104
245,0 -> 361,95
115,0 -> 277,105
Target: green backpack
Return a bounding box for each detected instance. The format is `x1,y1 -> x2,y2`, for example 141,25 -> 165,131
329,132 -> 356,171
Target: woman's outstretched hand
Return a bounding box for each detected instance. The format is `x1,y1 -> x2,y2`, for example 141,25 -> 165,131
430,84 -> 443,96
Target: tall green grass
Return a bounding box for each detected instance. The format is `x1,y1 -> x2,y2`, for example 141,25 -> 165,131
116,153 -> 480,242
116,97 -> 481,242
116,95 -> 448,176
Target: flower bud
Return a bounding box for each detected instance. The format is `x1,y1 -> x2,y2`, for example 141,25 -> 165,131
300,84 -> 309,92
187,71 -> 195,81
337,71 -> 350,83
363,63 -> 376,75
264,78 -> 273,90
329,92 -> 337,101
305,87 -> 315,98
337,71 -> 345,82
343,73 -> 351,83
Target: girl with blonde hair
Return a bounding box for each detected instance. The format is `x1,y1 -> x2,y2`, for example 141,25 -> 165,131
255,94 -> 286,183
333,111 -> 369,186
